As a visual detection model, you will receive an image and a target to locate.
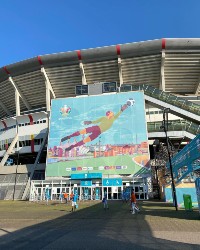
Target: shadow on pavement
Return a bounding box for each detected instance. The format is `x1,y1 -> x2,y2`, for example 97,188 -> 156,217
141,200 -> 200,220
0,200 -> 199,250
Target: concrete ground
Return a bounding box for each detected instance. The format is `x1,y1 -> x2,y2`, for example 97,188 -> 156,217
0,199 -> 199,250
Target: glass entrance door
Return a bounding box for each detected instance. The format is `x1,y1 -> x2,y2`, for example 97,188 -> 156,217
103,186 -> 122,200
103,187 -> 112,200
112,186 -> 118,200
82,187 -> 91,200
73,186 -> 81,199
112,186 -> 122,200
92,187 -> 101,200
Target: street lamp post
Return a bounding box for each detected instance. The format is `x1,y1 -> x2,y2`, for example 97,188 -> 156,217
162,108 -> 178,211
153,141 -> 160,200
13,120 -> 20,201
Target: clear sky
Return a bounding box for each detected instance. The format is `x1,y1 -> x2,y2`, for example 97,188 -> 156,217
1,0 -> 200,67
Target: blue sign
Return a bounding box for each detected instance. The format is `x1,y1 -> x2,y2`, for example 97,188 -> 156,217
81,180 -> 92,187
103,178 -> 122,186
71,173 -> 102,179
195,178 -> 200,214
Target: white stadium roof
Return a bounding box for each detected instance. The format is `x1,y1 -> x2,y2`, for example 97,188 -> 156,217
0,38 -> 200,119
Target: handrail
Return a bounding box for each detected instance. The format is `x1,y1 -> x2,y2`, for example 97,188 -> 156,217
131,84 -> 200,116
147,119 -> 200,135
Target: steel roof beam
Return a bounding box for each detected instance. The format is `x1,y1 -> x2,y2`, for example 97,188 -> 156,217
0,100 -> 12,116
76,51 -> 87,85
15,90 -> 20,116
116,45 -> 123,86
8,76 -> 32,110
41,67 -> 56,98
79,61 -> 87,85
195,81 -> 200,95
118,57 -> 123,86
38,56 -> 56,112
41,67 -> 54,112
159,51 -> 166,91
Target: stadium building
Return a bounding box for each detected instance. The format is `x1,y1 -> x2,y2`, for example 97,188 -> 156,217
0,38 -> 199,202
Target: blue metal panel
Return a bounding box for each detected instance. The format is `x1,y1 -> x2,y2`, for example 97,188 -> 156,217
195,178 -> 200,213
167,134 -> 200,172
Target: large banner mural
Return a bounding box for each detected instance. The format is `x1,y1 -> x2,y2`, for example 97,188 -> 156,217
46,92 -> 150,177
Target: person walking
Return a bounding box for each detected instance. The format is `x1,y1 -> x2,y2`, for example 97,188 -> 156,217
45,188 -> 50,205
125,190 -> 130,203
122,190 -> 126,203
59,192 -> 64,203
70,191 -> 74,201
63,192 -> 68,204
102,193 -> 109,210
130,189 -> 137,214
71,191 -> 78,212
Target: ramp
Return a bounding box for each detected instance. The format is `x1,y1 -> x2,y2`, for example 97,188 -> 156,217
166,134 -> 200,183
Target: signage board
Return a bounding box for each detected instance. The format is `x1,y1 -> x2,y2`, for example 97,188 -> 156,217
103,178 -> 122,186
46,92 -> 150,177
71,173 -> 102,179
80,180 -> 92,187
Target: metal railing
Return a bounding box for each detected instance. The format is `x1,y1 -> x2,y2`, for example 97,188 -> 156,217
147,119 -> 200,135
128,84 -> 200,116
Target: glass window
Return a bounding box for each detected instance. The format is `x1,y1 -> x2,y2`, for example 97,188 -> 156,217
76,85 -> 88,95
120,85 -> 132,92
102,82 -> 117,93
25,140 -> 31,146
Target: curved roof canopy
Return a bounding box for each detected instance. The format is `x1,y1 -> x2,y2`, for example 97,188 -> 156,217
0,38 -> 200,120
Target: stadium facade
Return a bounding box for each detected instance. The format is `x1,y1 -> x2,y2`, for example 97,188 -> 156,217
0,38 -> 199,201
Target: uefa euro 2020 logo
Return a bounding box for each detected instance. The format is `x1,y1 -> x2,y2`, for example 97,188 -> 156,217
60,105 -> 71,117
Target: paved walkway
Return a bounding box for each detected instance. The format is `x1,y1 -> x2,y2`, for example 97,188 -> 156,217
0,200 -> 199,250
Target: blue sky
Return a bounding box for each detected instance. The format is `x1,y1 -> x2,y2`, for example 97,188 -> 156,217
1,0 -> 200,67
